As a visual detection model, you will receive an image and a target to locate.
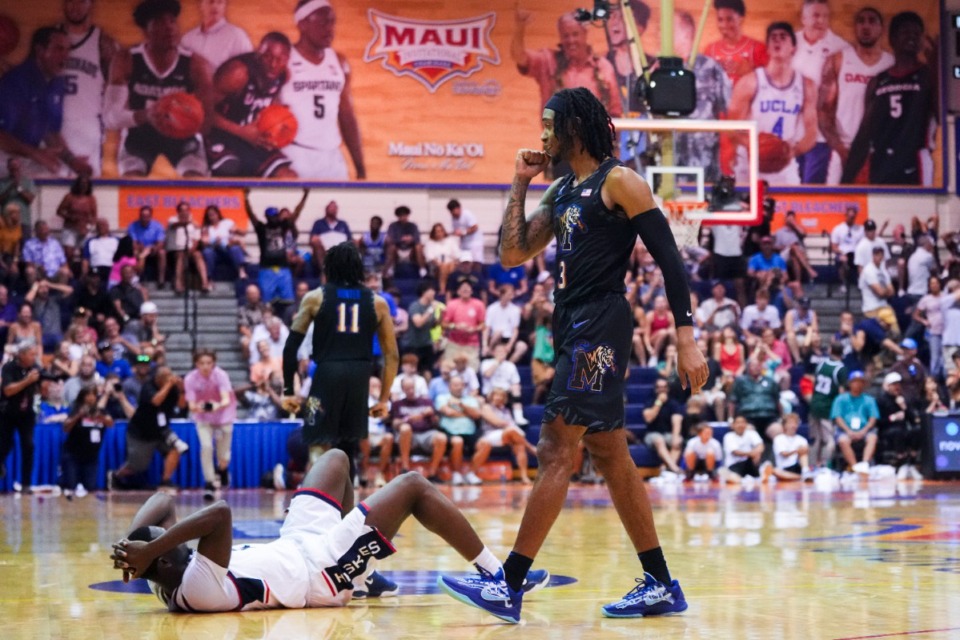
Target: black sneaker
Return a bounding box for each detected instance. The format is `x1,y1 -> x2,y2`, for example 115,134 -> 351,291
203,483 -> 216,502
218,469 -> 230,488
426,474 -> 444,484
158,481 -> 178,495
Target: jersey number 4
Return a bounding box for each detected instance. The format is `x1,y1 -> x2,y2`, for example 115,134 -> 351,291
337,303 -> 359,333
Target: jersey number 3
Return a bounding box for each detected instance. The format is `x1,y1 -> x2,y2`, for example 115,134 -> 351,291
337,302 -> 359,333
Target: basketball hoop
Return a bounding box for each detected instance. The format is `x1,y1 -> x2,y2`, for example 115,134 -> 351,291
663,201 -> 707,250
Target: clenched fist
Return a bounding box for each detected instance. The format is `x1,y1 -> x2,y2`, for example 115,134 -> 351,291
515,149 -> 550,180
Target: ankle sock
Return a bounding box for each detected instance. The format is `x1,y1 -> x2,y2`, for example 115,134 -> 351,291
471,546 -> 502,577
502,551 -> 534,592
638,547 -> 671,585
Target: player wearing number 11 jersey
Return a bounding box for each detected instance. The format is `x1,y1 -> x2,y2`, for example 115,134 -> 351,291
280,0 -> 365,180
282,242 -> 397,480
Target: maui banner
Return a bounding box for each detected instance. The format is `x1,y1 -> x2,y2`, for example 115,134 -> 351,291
0,0 -> 943,189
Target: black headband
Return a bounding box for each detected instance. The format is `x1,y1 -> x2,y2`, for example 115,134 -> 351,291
544,94 -> 565,116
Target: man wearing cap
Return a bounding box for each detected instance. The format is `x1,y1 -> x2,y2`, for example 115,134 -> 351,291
876,371 -> 922,479
127,206 -> 167,289
830,370 -> 879,473
853,219 -> 889,274
244,188 -> 295,308
137,301 -> 166,348
309,200 -> 351,276
746,236 -> 787,293
123,353 -> 154,407
97,339 -> 133,381
446,252 -> 485,303
891,338 -> 927,410
859,245 -> 899,335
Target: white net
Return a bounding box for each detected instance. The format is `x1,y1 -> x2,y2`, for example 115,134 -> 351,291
664,201 -> 706,250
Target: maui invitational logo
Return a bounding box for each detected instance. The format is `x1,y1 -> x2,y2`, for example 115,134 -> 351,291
364,10 -> 500,93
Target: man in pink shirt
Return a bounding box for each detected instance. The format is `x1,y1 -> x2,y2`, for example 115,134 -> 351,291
184,349 -> 238,499
511,8 -> 622,118
443,281 -> 486,370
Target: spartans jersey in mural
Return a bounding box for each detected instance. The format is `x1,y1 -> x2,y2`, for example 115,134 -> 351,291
61,26 -> 106,175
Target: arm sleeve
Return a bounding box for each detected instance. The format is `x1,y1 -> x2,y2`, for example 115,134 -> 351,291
630,208 -> 693,326
282,331 -> 306,395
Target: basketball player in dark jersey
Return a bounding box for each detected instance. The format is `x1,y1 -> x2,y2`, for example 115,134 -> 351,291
842,11 -> 938,186
281,242 -> 399,482
103,0 -> 214,177
206,32 -> 296,178
439,87 -> 709,623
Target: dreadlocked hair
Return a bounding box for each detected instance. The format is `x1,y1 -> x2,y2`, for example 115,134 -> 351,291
551,87 -> 616,164
324,241 -> 365,287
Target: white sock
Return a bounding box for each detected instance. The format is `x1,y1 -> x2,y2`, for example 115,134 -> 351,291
471,547 -> 502,576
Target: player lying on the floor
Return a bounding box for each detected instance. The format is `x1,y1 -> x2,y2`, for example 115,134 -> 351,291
110,449 -> 549,611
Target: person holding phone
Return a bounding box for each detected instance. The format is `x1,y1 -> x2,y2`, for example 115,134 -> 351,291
185,349 -> 237,499
61,385 -> 114,498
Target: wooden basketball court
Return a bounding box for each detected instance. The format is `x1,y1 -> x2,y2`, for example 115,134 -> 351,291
3,480 -> 959,640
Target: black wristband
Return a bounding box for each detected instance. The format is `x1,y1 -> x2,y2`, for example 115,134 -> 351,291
630,207 -> 693,327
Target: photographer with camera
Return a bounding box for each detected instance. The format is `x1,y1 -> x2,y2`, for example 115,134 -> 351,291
0,342 -> 42,492
61,385 -> 114,498
108,366 -> 187,493
184,349 -> 237,499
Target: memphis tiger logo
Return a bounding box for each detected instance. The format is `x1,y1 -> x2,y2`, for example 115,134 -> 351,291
567,341 -> 617,393
558,205 -> 587,252
364,10 -> 500,93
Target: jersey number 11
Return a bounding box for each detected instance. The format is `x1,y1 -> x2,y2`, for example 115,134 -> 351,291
337,303 -> 359,333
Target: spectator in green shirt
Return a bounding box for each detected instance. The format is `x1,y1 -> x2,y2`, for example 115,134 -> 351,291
727,359 -> 782,440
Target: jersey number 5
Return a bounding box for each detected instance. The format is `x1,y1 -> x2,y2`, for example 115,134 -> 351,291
314,95 -> 325,119
337,303 -> 359,333
889,94 -> 902,119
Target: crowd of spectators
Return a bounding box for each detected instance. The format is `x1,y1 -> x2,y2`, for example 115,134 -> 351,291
4,156 -> 960,492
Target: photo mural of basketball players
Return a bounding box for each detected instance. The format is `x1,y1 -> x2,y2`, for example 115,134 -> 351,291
702,0 -> 768,85
842,12 -> 938,186
728,22 -> 816,186
181,0 -> 252,71
511,7 -> 622,118
280,0 -> 365,180
59,0 -> 120,178
206,32 -> 296,178
0,27 -> 92,177
792,0 -> 850,184
103,0 -> 214,177
818,7 -> 892,185
672,10 -> 731,183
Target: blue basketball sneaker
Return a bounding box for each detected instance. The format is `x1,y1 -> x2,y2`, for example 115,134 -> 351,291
601,573 -> 688,618
352,571 -> 399,599
522,568 -> 551,594
437,568 -> 523,624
